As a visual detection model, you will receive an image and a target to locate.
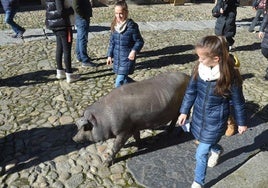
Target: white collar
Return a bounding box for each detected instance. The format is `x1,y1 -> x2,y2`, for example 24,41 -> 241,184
198,63 -> 220,81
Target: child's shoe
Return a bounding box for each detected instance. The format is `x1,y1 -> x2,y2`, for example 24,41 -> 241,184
191,181 -> 203,188
225,116 -> 236,137
208,150 -> 222,168
56,69 -> 66,79
66,73 -> 80,83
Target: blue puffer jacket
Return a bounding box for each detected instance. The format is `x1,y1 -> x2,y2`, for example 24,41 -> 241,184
107,19 -> 144,75
260,13 -> 268,49
180,75 -> 246,144
1,0 -> 19,11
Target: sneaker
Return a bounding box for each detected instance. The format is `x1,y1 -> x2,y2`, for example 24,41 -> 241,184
66,73 -> 80,83
191,181 -> 202,188
82,61 -> 97,67
207,150 -> 222,168
56,69 -> 65,79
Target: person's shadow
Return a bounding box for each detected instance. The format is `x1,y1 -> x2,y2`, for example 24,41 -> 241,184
206,103 -> 268,187
0,70 -> 56,87
0,124 -> 85,175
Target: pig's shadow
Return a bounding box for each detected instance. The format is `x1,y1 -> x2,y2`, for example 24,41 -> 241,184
0,124 -> 85,175
114,127 -> 194,164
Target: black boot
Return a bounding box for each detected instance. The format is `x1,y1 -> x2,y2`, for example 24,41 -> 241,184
265,68 -> 268,80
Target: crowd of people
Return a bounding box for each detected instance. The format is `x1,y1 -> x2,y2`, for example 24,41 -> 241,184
5,0 -> 268,188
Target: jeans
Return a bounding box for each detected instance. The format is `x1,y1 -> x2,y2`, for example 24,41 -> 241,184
54,28 -> 73,73
248,9 -> 263,32
4,8 -> 24,34
75,15 -> 90,63
115,74 -> 134,88
194,142 -> 222,185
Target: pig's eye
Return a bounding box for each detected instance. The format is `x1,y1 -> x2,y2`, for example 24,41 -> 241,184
84,123 -> 93,131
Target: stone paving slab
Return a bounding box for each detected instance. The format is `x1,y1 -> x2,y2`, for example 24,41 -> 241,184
127,111 -> 268,188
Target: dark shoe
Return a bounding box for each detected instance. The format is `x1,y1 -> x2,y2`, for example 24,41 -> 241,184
264,74 -> 268,80
11,28 -> 26,38
82,61 -> 98,67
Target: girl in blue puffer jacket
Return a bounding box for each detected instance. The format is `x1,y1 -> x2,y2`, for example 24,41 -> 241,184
106,0 -> 144,88
178,35 -> 247,188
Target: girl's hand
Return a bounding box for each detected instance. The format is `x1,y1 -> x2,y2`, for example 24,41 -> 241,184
107,57 -> 113,65
259,32 -> 264,39
128,50 -> 136,61
238,126 -> 247,134
178,114 -> 187,126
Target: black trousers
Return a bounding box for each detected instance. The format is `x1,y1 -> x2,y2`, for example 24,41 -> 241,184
53,28 -> 73,73
261,47 -> 268,74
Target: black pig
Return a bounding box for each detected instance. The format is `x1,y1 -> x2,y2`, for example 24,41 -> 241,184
73,72 -> 190,166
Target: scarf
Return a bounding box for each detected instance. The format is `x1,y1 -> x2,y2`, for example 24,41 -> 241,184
198,63 -> 220,81
115,19 -> 128,33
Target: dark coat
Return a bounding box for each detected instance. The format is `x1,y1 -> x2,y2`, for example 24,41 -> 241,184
107,19 -> 144,75
180,75 -> 246,144
72,0 -> 92,20
45,0 -> 74,31
214,0 -> 239,38
260,13 -> 268,49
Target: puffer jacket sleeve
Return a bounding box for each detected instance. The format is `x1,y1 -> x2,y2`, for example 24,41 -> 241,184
131,22 -> 144,53
230,84 -> 246,126
107,33 -> 115,58
180,76 -> 197,115
260,13 -> 268,48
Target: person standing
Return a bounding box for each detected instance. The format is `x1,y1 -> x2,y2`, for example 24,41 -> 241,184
0,0 -> 25,38
73,0 -> 97,67
106,0 -> 144,88
248,0 -> 266,33
178,36 -> 247,188
258,3 -> 268,80
45,0 -> 80,83
214,0 -> 240,50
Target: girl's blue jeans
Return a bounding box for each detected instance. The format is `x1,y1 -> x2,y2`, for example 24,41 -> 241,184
194,142 -> 222,186
115,74 -> 134,88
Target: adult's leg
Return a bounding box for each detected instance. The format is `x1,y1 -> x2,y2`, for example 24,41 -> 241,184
4,9 -> 24,34
61,28 -> 73,73
248,9 -> 263,32
75,16 -> 90,63
54,30 -> 64,70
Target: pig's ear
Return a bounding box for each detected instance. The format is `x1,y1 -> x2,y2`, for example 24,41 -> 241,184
76,117 -> 89,129
88,114 -> 97,127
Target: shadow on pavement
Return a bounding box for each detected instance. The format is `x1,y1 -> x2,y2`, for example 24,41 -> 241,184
0,124 -> 86,176
114,126 -> 194,164
0,70 -> 56,87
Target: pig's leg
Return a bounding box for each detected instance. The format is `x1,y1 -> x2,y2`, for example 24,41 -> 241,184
133,131 -> 141,146
103,133 -> 131,167
167,115 -> 179,132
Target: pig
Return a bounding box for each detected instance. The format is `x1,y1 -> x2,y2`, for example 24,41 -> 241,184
73,72 -> 190,167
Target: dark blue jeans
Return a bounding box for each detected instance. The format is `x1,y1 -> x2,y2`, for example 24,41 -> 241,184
75,15 -> 91,63
248,8 -> 264,32
4,8 -> 24,34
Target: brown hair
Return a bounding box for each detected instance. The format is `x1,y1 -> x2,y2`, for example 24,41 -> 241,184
111,0 -> 128,32
193,35 -> 243,97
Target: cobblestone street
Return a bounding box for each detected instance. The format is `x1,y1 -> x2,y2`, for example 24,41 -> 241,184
0,3 -> 267,188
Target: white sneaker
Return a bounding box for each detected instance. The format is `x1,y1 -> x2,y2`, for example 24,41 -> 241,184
191,181 -> 202,188
56,69 -> 65,79
207,150 -> 222,168
66,73 -> 80,83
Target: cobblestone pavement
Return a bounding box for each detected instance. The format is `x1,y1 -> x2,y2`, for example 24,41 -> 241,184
0,3 -> 268,188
